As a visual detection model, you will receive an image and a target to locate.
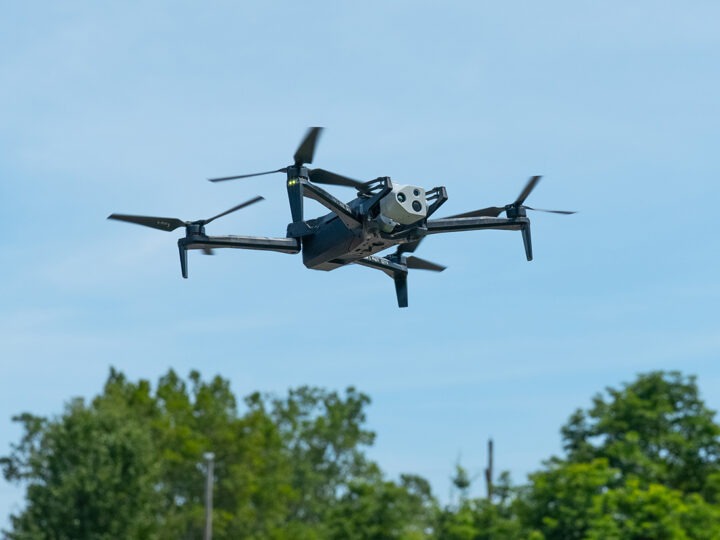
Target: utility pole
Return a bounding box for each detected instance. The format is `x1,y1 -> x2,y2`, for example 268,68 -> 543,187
484,438 -> 493,500
203,452 -> 215,540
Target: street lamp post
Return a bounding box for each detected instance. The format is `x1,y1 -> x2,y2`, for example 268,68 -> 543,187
203,452 -> 215,540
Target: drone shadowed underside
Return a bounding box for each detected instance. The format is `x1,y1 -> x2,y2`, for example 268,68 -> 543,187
109,128 -> 575,307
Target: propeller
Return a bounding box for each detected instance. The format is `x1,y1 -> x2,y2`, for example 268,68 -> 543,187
447,176 -> 576,218
308,168 -> 365,189
107,195 -> 264,232
109,196 -> 265,274
293,126 -> 322,166
405,256 -> 446,272
396,238 -> 423,256
389,240 -> 446,272
208,127 -> 366,190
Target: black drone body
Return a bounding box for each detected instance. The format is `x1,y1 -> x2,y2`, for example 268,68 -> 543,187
109,128 -> 574,307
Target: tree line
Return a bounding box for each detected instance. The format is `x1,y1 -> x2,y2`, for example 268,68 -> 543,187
3,369 -> 720,539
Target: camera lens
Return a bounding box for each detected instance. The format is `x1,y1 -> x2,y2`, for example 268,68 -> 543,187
397,193 -> 406,202
412,200 -> 422,212
413,189 -> 420,196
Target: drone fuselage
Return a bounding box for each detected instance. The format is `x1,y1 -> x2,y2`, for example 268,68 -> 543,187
300,213 -> 401,271
286,178 -> 432,271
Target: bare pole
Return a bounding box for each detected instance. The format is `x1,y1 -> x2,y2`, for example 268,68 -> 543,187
484,438 -> 493,500
204,452 -> 215,540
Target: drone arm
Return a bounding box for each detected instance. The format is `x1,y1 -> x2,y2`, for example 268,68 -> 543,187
300,180 -> 361,229
351,255 -> 404,277
426,216 -> 532,261
182,235 -> 300,253
425,216 -> 528,234
177,235 -> 300,278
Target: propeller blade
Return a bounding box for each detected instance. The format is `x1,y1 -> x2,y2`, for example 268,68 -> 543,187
443,176 -> 573,221
515,175 -> 542,205
203,196 -> 264,225
405,256 -> 446,272
294,127 -> 323,166
446,206 -> 505,219
524,206 -> 576,215
309,168 -> 365,189
208,168 -> 287,183
397,239 -> 423,256
107,214 -> 187,232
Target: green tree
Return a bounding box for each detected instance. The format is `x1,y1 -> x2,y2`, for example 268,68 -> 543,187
327,472 -> 436,540
436,497 -> 525,540
1,369 -> 394,540
148,370 -> 297,539
6,367 -> 720,540
586,480 -> 720,539
1,392 -> 162,539
518,370 -> 720,539
436,470 -> 523,540
519,458 -> 618,540
269,385 -> 376,529
561,371 -> 720,496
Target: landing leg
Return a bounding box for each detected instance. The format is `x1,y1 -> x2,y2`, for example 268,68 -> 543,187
178,241 -> 189,278
394,272 -> 409,308
521,223 -> 533,261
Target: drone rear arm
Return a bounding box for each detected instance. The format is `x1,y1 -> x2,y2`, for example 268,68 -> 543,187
178,235 -> 300,278
351,254 -> 404,277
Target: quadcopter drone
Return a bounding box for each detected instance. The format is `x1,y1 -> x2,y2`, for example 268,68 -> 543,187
108,128 -> 574,307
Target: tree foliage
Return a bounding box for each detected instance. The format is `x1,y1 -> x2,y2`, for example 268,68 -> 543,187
2,398 -> 160,540
1,369 -> 413,539
327,472 -> 435,540
586,480 -> 720,540
520,458 -> 618,540
3,369 -> 720,539
521,370 -> 720,539
561,371 -> 720,496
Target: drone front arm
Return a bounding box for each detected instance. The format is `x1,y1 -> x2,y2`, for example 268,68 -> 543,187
425,216 -> 533,261
425,216 -> 528,234
177,235 -> 300,278
300,180 -> 361,230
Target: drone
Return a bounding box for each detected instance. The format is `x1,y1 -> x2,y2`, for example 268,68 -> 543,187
108,128 -> 574,307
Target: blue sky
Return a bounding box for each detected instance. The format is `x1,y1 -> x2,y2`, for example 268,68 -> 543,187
2,0 -> 720,523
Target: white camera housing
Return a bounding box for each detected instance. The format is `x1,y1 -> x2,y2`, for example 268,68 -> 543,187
378,184 -> 427,232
